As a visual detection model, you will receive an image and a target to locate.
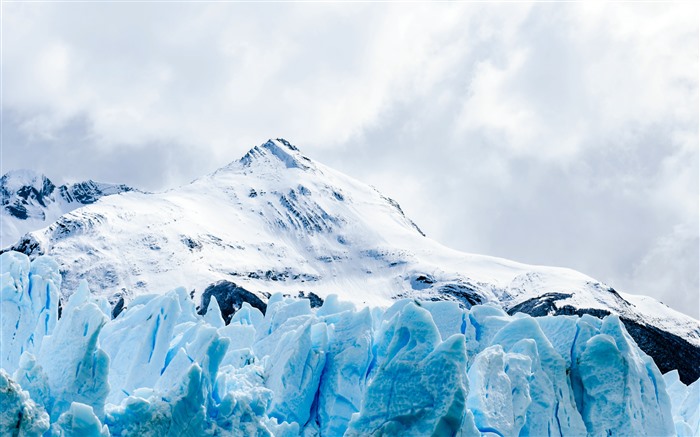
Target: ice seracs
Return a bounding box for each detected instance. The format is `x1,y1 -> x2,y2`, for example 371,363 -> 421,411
1,252 -> 696,436
346,303 -> 472,436
0,251 -> 60,374
665,370 -> 700,436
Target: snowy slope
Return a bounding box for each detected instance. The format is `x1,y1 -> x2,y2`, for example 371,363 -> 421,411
0,169 -> 134,248
3,138 -> 699,383
2,252 -> 697,436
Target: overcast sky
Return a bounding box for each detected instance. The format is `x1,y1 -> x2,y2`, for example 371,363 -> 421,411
2,3 -> 698,318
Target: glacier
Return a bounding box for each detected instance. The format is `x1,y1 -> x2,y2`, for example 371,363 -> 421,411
1,251 -> 698,436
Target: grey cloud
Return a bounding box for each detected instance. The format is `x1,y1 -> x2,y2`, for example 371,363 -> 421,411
2,110 -> 215,190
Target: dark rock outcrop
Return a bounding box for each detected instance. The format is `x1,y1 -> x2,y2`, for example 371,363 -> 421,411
199,280 -> 267,324
111,296 -> 126,319
298,291 -> 324,308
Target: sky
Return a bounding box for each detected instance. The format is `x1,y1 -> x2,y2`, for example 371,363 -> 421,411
2,2 -> 698,318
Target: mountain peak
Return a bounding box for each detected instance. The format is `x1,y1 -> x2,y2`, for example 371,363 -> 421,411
1,170 -> 57,217
1,169 -> 54,194
274,137 -> 300,152
238,138 -> 313,171
1,170 -> 134,246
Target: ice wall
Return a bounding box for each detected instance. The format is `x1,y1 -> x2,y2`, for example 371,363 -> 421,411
0,252 -> 694,436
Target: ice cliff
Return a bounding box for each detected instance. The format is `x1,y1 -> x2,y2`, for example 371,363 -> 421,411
1,252 -> 697,436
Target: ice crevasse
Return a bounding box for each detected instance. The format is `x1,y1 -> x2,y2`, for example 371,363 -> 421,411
0,251 -> 698,436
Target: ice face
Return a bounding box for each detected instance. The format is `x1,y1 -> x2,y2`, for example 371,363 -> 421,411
0,252 -> 691,436
490,316 -> 587,436
346,303 -> 471,436
665,370 -> 700,436
99,291 -> 182,404
38,295 -> 110,420
0,252 -> 60,375
573,315 -> 676,436
316,307 -> 373,435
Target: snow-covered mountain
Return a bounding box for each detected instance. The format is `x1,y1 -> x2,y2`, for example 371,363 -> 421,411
3,138 -> 699,384
0,169 -> 134,247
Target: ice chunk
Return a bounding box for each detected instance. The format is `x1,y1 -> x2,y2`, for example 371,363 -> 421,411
346,303 -> 471,436
264,417 -> 299,436
316,293 -> 355,317
421,300 -> 467,341
203,295 -> 225,328
255,317 -> 307,359
578,334 -> 630,435
577,315 -> 675,436
264,318 -> 327,427
569,313 -> 602,411
99,292 -> 181,404
468,304 -> 510,348
37,287 -> 109,420
230,301 -> 265,328
679,379 -> 700,436
0,253 -> 60,374
0,369 -> 50,436
258,294 -> 312,339
466,345 -> 518,436
316,307 -> 373,435
13,352 -> 51,413
576,316 -> 676,436
213,363 -> 274,435
104,365 -> 213,436
219,323 -> 256,352
156,323 -> 228,396
535,315 -> 578,368
52,402 -> 109,437
491,316 -> 587,436
509,338 -> 556,436
665,370 -> 700,436
504,351 -> 532,433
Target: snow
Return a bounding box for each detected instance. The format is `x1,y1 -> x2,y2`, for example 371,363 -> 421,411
1,251 -> 694,436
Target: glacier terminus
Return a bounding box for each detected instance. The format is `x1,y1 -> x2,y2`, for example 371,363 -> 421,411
2,252 -> 698,436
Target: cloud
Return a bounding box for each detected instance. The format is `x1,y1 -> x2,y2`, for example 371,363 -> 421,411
626,224 -> 700,318
2,3 -> 698,316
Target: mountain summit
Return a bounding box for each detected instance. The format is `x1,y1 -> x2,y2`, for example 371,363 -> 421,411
3,138 -> 699,383
238,138 -> 314,171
